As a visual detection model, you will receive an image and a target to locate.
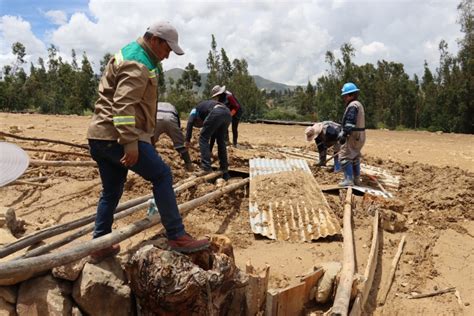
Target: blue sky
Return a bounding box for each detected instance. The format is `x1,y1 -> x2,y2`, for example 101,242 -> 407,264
1,0 -> 90,40
0,0 -> 464,85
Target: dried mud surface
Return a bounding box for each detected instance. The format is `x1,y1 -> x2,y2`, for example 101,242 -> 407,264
1,113 -> 473,315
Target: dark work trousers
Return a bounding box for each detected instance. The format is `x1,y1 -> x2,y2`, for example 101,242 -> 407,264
210,107 -> 243,148
199,106 -> 232,172
88,139 -> 185,239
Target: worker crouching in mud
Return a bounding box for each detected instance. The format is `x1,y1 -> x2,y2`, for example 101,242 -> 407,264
305,121 -> 341,172
337,82 -> 366,187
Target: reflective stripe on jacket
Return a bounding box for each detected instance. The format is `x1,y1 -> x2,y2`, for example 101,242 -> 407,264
87,37 -> 160,153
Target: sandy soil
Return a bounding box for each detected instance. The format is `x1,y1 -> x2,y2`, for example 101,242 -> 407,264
1,113 -> 473,315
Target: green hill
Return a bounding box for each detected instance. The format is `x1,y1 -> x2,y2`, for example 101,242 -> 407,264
163,68 -> 296,94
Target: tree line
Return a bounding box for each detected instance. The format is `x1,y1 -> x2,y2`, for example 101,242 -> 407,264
0,0 -> 472,133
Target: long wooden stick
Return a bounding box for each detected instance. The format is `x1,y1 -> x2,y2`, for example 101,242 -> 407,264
7,180 -> 50,187
409,287 -> 456,299
377,235 -> 406,305
20,201 -> 148,258
0,171 -> 222,259
20,171 -> 223,258
0,131 -> 89,150
0,178 -> 249,282
21,147 -> 90,157
349,210 -> 380,316
29,160 -> 97,167
331,187 -> 355,316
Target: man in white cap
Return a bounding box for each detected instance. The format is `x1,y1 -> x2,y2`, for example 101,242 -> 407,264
305,121 -> 341,172
87,21 -> 209,262
154,102 -> 193,171
210,85 -> 243,147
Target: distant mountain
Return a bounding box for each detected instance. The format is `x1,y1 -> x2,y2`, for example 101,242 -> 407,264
163,68 -> 296,93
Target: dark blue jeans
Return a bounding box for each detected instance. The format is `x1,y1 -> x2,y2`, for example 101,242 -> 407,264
199,106 -> 231,171
88,139 -> 185,239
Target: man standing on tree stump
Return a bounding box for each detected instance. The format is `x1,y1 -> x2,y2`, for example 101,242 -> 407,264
86,21 -> 209,262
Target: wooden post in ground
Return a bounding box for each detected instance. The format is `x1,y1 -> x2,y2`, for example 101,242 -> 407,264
331,187 -> 355,316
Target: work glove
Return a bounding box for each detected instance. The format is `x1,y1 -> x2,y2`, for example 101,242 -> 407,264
337,131 -> 347,145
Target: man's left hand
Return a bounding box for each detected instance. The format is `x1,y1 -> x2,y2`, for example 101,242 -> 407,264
120,150 -> 139,167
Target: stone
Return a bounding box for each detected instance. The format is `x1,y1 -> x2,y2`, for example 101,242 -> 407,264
52,258 -> 88,282
0,208 -> 14,229
73,258 -> 131,316
16,274 -> 72,315
314,261 -> 342,303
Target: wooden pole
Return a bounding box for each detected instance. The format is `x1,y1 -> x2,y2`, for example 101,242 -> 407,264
409,287 -> 456,299
0,131 -> 89,149
21,147 -> 90,157
0,171 -> 222,259
377,235 -> 406,305
349,210 -> 380,316
331,187 -> 355,316
20,201 -> 148,258
29,160 -> 97,167
0,178 -> 249,282
20,171 -> 222,258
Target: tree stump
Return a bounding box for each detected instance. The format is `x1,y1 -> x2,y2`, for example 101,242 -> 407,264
126,235 -> 247,315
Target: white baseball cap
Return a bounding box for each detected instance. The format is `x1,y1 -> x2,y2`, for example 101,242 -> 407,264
0,142 -> 29,187
147,21 -> 184,55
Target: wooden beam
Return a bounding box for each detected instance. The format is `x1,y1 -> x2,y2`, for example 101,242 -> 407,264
331,187 -> 355,316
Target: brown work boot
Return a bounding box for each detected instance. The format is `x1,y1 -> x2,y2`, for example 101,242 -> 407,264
89,244 -> 121,263
167,234 -> 210,253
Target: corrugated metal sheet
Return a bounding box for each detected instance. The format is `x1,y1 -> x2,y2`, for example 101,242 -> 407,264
249,158 -> 341,242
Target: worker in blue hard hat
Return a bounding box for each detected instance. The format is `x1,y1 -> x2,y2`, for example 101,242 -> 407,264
337,82 -> 366,187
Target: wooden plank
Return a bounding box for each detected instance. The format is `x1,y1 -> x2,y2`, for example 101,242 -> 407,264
265,268 -> 324,316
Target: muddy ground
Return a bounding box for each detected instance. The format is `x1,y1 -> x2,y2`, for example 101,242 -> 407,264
1,113 -> 473,315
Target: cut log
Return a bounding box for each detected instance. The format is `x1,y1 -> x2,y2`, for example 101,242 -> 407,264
0,178 -> 249,285
127,236 -> 248,315
377,235 -> 406,305
0,131 -> 89,149
0,171 -> 223,259
330,188 -> 355,316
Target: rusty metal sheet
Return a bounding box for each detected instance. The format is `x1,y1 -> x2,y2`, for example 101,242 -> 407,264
249,158 -> 341,242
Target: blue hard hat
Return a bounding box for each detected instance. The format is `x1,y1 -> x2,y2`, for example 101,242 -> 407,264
341,82 -> 360,96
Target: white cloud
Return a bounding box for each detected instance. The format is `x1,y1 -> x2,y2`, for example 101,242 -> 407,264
0,0 -> 464,85
44,10 -> 67,26
0,16 -> 47,67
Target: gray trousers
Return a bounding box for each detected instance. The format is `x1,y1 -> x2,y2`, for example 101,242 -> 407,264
154,119 -> 186,154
